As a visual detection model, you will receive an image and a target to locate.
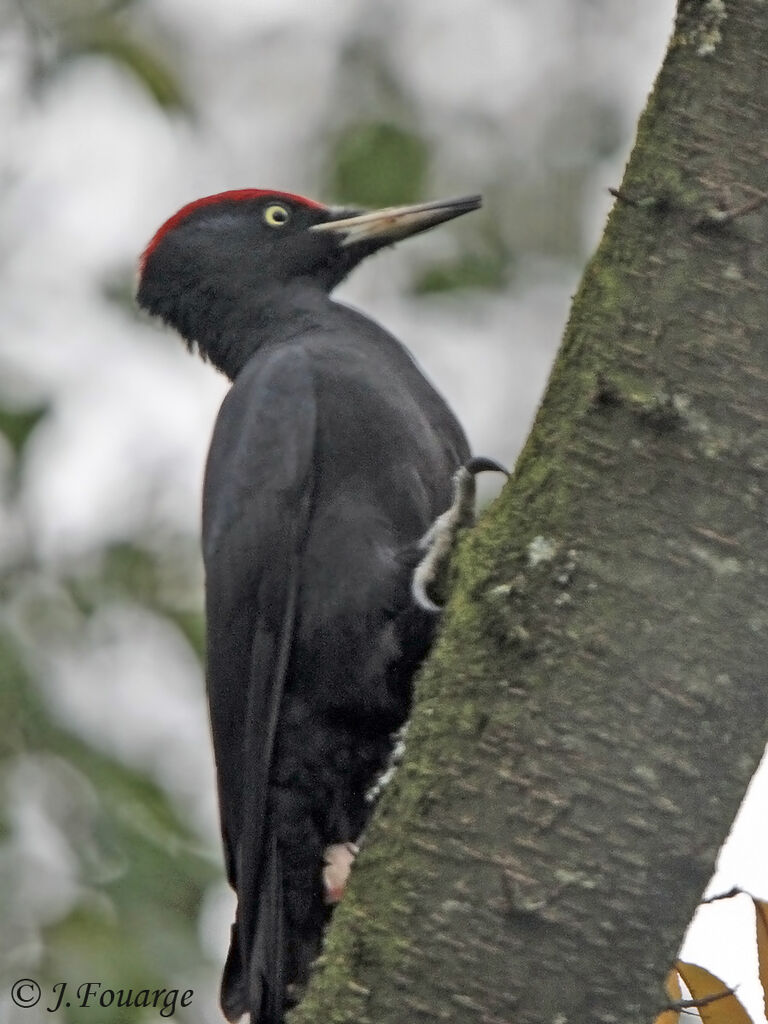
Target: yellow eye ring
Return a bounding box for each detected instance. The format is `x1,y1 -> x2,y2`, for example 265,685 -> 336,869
264,204 -> 290,227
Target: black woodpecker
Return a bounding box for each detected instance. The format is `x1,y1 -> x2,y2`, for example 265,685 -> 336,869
136,188 -> 489,1023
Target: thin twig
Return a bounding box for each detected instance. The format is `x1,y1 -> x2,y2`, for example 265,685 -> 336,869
665,988 -> 738,1014
701,885 -> 745,904
697,190 -> 768,228
609,187 -> 640,207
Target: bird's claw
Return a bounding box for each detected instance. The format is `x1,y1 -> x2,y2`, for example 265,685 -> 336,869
412,456 -> 508,611
322,842 -> 359,904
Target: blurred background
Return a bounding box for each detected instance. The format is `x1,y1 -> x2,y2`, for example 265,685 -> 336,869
2,1 -> 766,1021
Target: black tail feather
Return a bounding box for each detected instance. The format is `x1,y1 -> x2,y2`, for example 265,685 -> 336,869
221,922 -> 247,1022
221,833 -> 286,1024
249,832 -> 285,1023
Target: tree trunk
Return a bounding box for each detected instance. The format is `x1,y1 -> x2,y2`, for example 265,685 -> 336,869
290,3 -> 768,1021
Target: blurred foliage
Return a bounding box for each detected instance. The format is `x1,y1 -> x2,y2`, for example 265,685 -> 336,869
67,541 -> 206,657
14,0 -> 189,111
412,232 -> 512,294
1,0 -> 209,977
0,385 -> 214,1015
101,268 -> 141,313
0,405 -> 49,459
0,405 -> 216,1022
327,122 -> 429,208
327,33 -> 428,207
64,24 -> 188,111
0,14 -> 204,1008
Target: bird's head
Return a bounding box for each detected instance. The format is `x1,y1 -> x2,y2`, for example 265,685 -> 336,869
137,189 -> 479,317
135,188 -> 480,376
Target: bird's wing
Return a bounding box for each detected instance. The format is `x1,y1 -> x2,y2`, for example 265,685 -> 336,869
202,346 -> 316,1020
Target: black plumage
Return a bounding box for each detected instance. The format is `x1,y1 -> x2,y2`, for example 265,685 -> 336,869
136,189 -> 480,1022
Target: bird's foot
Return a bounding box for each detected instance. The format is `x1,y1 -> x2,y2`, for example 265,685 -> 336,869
322,842 -> 359,904
412,456 -> 508,611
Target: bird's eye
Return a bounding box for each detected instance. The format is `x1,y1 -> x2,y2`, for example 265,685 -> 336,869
264,204 -> 291,227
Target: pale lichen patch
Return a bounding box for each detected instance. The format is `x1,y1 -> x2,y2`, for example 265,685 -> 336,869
528,535 -> 557,567
633,764 -> 659,786
668,393 -> 733,457
672,393 -> 710,435
690,544 -> 741,576
681,0 -> 727,57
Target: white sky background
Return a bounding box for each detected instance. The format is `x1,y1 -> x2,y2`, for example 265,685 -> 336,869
3,0 -> 768,1020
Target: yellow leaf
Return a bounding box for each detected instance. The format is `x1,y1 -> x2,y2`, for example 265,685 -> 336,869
754,899 -> 768,1021
676,961 -> 754,1024
654,966 -> 682,1024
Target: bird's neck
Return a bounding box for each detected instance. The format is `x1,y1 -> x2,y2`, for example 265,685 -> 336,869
177,279 -> 333,380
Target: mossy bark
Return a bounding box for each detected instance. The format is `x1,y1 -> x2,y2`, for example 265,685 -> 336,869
291,3 -> 768,1021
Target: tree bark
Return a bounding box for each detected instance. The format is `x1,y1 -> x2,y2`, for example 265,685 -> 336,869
290,3 -> 768,1021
